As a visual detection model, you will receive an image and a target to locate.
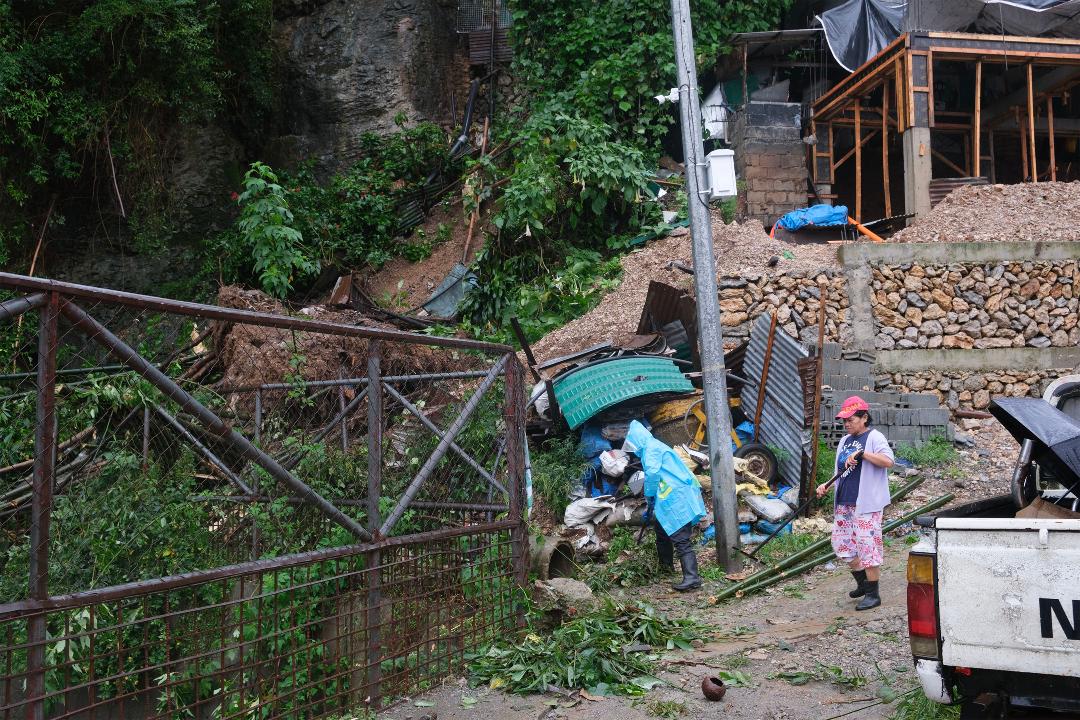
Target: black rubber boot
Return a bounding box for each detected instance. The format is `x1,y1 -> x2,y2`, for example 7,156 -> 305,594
849,569 -> 869,598
672,551 -> 702,592
656,528 -> 675,573
855,580 -> 881,610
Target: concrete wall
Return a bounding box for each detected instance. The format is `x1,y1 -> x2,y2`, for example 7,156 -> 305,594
732,102 -> 807,225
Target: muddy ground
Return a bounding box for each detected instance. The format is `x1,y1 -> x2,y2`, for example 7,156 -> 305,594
376,423 -> 1018,720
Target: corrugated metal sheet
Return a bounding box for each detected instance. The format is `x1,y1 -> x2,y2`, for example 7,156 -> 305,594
637,281 -> 700,369
741,314 -> 810,486
929,176 -> 989,208
552,357 -> 694,430
469,29 -> 513,65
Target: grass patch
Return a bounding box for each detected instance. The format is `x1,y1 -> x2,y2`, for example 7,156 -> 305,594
720,654 -> 749,670
896,434 -> 958,468
781,581 -> 807,600
467,600 -> 712,697
889,689 -> 961,720
815,438 -> 837,506
754,531 -> 821,566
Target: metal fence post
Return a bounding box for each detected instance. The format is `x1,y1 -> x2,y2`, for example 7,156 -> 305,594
365,341 -> 383,709
503,356 -> 528,589
27,291 -> 59,720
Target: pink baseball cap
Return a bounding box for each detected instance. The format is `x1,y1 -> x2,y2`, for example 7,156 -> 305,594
835,395 -> 870,419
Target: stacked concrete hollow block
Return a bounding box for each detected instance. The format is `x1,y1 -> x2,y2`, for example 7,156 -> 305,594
731,101 -> 807,225
816,343 -> 953,449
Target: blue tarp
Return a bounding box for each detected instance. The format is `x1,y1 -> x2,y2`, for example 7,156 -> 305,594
776,204 -> 849,232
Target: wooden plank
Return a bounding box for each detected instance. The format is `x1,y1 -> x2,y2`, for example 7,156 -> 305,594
1017,106 -> 1030,180
906,51 -> 917,128
926,30 -> 1080,46
883,79 -> 892,217
931,147 -> 967,177
827,123 -> 834,183
926,48 -> 1080,64
832,129 -> 880,170
1028,63 -> 1038,183
742,43 -> 749,109
894,56 -> 906,134
974,60 -> 982,178
988,130 -> 996,183
1048,95 -> 1057,181
927,50 -> 935,128
855,99 -> 862,221
812,33 -> 906,119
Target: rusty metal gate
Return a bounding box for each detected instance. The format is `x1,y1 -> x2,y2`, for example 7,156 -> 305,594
0,274 -> 527,719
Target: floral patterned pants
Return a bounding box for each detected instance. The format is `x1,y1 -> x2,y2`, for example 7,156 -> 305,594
831,505 -> 883,568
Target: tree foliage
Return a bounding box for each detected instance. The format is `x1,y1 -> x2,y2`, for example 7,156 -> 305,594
0,0 -> 273,259
459,0 -> 793,339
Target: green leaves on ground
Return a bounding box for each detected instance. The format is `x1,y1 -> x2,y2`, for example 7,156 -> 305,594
467,600 -> 712,696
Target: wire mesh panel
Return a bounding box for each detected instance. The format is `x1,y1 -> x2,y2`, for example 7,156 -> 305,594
0,524 -> 519,719
0,274 -> 527,717
456,0 -> 511,32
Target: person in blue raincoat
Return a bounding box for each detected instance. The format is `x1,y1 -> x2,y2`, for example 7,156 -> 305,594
623,420 -> 706,592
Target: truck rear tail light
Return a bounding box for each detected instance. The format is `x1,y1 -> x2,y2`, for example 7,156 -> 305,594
907,553 -> 939,659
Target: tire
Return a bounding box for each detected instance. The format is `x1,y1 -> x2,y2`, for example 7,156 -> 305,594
734,442 -> 780,485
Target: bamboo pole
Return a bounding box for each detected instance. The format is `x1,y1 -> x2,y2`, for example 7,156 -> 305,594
974,60 -> 982,178
1028,64 -> 1038,183
717,475 -> 925,598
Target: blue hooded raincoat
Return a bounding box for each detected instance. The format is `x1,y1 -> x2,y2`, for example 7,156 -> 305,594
624,420 -> 706,536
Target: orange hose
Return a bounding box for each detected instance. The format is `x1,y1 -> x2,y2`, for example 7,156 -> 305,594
848,216 -> 884,243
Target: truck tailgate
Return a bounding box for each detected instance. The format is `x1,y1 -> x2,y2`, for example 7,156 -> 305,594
936,517 -> 1080,678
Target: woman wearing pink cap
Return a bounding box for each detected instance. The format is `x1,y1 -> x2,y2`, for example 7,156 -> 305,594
816,395 -> 895,610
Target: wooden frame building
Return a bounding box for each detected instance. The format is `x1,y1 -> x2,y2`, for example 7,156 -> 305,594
811,31 -> 1080,221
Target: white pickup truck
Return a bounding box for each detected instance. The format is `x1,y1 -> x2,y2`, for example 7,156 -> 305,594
907,375 -> 1080,717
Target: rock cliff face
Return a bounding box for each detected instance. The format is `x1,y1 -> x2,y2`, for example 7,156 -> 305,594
270,0 -> 462,174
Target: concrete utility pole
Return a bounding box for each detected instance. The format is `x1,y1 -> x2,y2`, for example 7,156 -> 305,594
669,0 -> 740,572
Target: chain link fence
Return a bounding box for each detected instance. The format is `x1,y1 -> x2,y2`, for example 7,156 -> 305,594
0,275 -> 527,718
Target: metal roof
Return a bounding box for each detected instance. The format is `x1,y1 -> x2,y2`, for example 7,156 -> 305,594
552,357 -> 694,430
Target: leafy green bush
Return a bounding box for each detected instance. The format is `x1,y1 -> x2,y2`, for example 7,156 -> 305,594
528,437 -> 585,520
235,162 -> 317,298
461,243 -> 622,343
209,121 -> 453,294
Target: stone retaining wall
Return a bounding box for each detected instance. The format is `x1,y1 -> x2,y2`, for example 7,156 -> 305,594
887,369 -> 1059,410
717,241 -> 1080,416
871,261 -> 1080,351
718,270 -> 849,345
